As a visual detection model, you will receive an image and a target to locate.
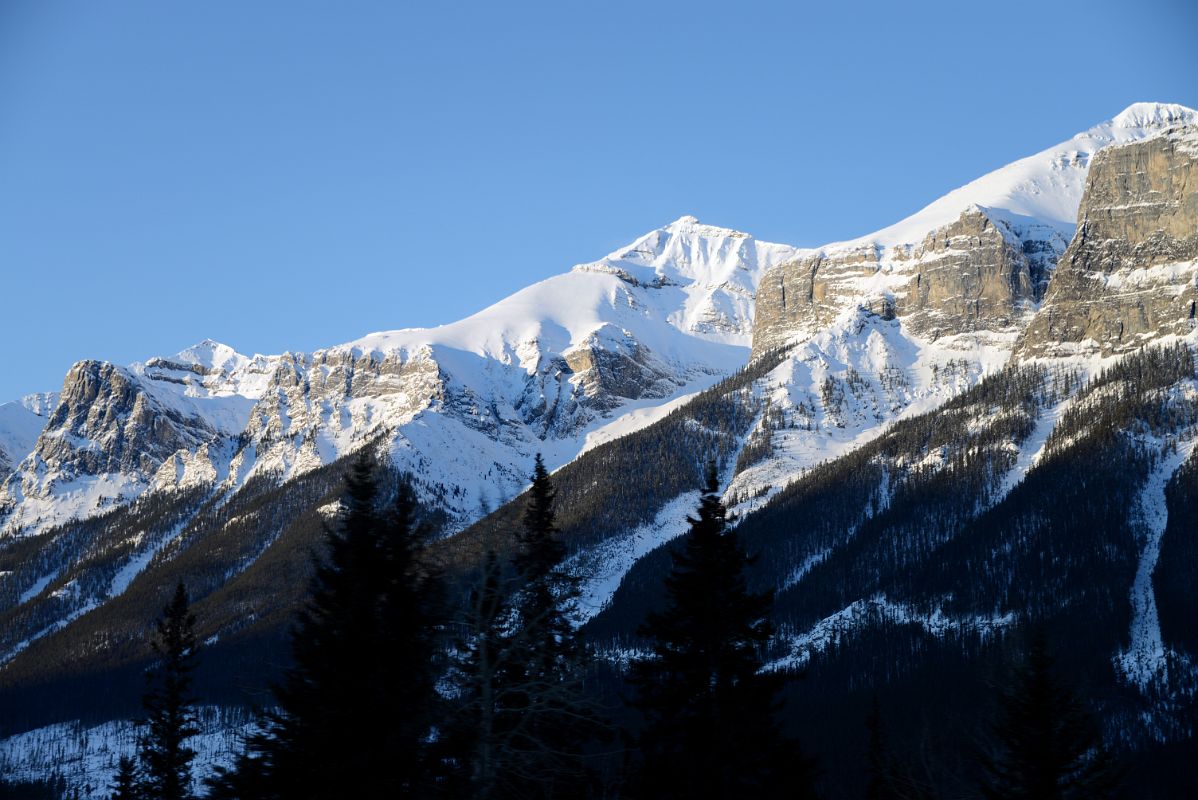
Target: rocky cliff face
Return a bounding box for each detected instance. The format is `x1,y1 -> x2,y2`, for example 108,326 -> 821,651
0,355 -> 255,534
752,208 -> 1065,355
0,219 -> 794,537
1016,126 -> 1198,358
893,208 -> 1056,336
38,362 -> 218,477
750,103 -> 1198,360
6,105 -> 1198,794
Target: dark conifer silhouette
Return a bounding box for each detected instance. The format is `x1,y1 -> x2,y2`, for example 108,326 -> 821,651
445,454 -> 606,798
512,455 -> 575,673
977,630 -> 1122,799
509,453 -> 603,797
629,463 -> 817,799
138,581 -> 199,800
443,548 -> 517,799
108,756 -> 141,800
208,454 -> 445,798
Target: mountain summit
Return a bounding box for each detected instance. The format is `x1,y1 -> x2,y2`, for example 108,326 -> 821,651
2,102 -> 1198,795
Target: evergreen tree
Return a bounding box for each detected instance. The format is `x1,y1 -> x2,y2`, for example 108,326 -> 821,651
138,581 -> 199,800
509,453 -> 604,797
976,630 -> 1122,799
109,756 -> 142,800
513,453 -> 572,666
442,548 -> 518,799
209,455 -> 446,798
629,463 -> 816,799
445,455 -> 606,799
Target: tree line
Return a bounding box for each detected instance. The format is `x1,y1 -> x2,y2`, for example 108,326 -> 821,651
81,453 -> 1124,799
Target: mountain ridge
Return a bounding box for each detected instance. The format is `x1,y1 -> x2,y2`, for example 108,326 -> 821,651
3,102 -> 1194,543
3,101 -> 1198,795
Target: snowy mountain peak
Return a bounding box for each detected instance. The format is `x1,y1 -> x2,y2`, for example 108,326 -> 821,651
19,392 -> 59,418
1106,101 -> 1197,132
661,215 -> 747,238
171,340 -> 251,373
0,402 -> 44,474
347,216 -> 799,368
580,216 -> 790,288
821,102 -> 1198,255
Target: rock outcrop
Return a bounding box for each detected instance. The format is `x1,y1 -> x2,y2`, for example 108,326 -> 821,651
1016,126 -> 1198,358
752,208 -> 1065,356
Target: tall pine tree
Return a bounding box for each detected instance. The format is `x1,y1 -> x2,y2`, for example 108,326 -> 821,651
509,453 -> 604,797
138,581 -> 199,800
976,630 -> 1122,799
445,454 -> 606,799
629,463 -> 817,799
209,455 -> 446,798
513,454 -> 571,663
443,548 -> 518,799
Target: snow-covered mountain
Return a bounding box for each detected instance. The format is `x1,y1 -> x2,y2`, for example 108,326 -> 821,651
0,216 -> 797,538
557,101 -> 1198,687
8,104 -> 1193,544
753,101 -> 1198,355
837,101 -> 1196,249
713,103 -> 1198,510
564,104 -> 1198,793
4,102 -> 1198,796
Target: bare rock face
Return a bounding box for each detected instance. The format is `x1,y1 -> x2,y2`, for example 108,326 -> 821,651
241,350 -> 442,445
1016,127 -> 1198,358
893,209 -> 1050,337
752,209 -> 1062,356
752,246 -> 887,355
229,331 -> 688,487
23,361 -> 217,483
563,335 -> 682,412
0,361 -> 229,536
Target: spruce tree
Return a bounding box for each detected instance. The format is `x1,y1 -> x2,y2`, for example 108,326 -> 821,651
443,548 -> 517,799
209,455 -> 445,798
513,454 -> 571,656
977,630 -> 1122,799
510,453 -> 602,797
629,463 -> 816,799
108,756 -> 142,800
138,581 -> 199,800
445,455 -> 605,798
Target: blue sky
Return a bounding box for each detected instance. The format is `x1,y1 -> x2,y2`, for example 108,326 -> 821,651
2,0 -> 1196,401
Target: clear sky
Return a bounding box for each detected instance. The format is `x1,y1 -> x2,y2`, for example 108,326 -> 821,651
2,0 -> 1196,401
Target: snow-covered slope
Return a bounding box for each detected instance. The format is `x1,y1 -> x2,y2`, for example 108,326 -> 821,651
0,403 -> 45,477
219,216 -> 796,524
349,214 -> 792,360
3,103 -> 1192,545
752,102 -> 1198,356
0,218 -> 796,537
835,102 -> 1197,250
6,104 -> 1198,794
719,102 -> 1198,532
